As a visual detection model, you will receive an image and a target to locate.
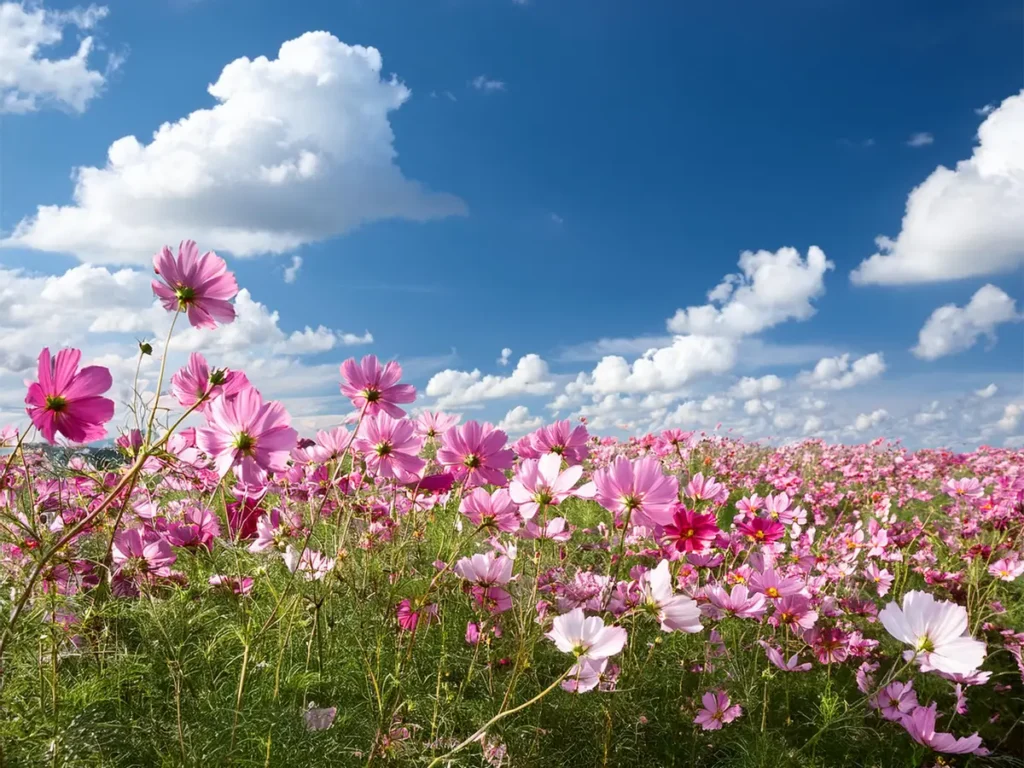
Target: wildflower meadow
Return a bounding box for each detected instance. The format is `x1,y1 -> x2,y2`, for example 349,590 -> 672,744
0,242 -> 1021,767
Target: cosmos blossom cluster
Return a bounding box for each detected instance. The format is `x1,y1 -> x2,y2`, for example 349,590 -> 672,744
0,240 -> 1022,765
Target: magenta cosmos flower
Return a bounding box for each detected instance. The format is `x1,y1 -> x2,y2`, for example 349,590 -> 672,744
339,355 -> 416,418
353,413 -> 424,481
152,240 -> 238,329
170,352 -> 249,411
546,607 -> 627,661
460,488 -> 520,532
196,386 -> 298,486
25,348 -> 114,445
437,421 -> 514,488
662,505 -> 719,553
518,419 -> 591,465
112,528 -> 176,579
592,456 -> 679,527
694,691 -> 742,731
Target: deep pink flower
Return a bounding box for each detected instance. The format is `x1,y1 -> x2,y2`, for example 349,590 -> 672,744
112,528 -> 176,581
526,419 -> 591,465
737,516 -> 786,545
353,413 -> 424,481
165,506 -> 221,550
196,386 -> 298,486
152,240 -> 238,329
662,505 -> 719,553
900,703 -> 987,755
225,485 -> 268,540
806,626 -> 849,664
437,421 -> 514,488
25,348 -> 114,444
694,691 -> 742,730
170,352 -> 249,411
770,594 -> 818,631
758,641 -> 811,672
340,355 -> 416,418
396,599 -> 437,631
592,456 -> 679,527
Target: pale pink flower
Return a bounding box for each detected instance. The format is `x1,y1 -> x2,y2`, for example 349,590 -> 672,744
941,477 -> 985,500
304,706 -> 337,731
639,560 -> 702,633
864,562 -> 894,596
704,584 -> 767,620
879,591 -> 986,675
988,555 -> 1024,582
546,607 -> 627,661
871,681 -> 918,722
562,658 -> 606,693
339,355 -> 416,418
748,568 -> 804,599
152,240 -> 238,329
758,641 -> 811,672
520,517 -> 572,542
684,472 -> 728,504
313,426 -> 352,462
196,386 -> 298,486
592,456 -> 679,527
509,453 -> 593,520
527,419 -> 590,465
284,546 -> 334,581
112,528 -> 176,580
694,690 -> 742,730
415,411 -> 459,439
454,552 -> 514,586
25,348 -> 114,444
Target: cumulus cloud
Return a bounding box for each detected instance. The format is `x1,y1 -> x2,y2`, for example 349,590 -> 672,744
283,255 -> 302,284
798,352 -> 886,390
975,383 -> 998,398
852,91 -> 1024,284
912,284 -> 1019,360
802,415 -> 823,435
497,405 -> 543,436
912,401 -> 947,426
498,347 -> 512,366
0,1 -> 114,114
730,374 -> 784,399
582,335 -> 738,396
425,354 -> 554,408
666,246 -> 833,337
996,403 -> 1023,432
851,409 -> 889,432
2,31 -> 465,264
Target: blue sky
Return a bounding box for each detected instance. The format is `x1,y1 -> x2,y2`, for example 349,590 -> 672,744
0,0 -> 1022,446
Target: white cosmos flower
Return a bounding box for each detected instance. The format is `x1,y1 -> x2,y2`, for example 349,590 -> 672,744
879,591 -> 985,675
545,607 -> 627,661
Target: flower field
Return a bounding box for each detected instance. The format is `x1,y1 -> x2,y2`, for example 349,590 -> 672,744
0,243 -> 1021,767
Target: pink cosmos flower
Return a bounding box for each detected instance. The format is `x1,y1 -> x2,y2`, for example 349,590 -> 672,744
871,681 -> 918,722
165,506 -> 221,550
662,505 -> 719,555
758,641 -> 811,672
509,453 -> 594,520
0,425 -> 18,447
415,411 -> 459,439
528,419 -> 590,465
770,594 -> 818,631
521,517 -> 572,542
354,413 -> 424,481
454,552 -> 514,586
900,703 -> 987,755
694,691 -> 742,730
196,386 -> 298,486
209,575 -> 254,595
806,626 -> 849,664
339,355 -> 416,418
562,658 -> 607,693
864,562 -> 895,596
396,599 -> 437,632
704,584 -> 767,620
437,421 -> 515,488
592,456 -> 679,527
460,488 -> 520,532
170,352 -> 249,411
313,426 -> 353,462
941,477 -> 985,500
748,568 -> 804,599
989,555 -> 1024,581
684,472 -> 728,504
639,560 -> 703,633
25,348 -> 114,444
283,546 -> 335,581
112,528 -> 176,580
879,591 -> 986,675
152,240 -> 238,329
546,607 -> 627,661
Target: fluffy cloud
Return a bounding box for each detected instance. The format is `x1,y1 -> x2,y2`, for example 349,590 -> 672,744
851,409 -> 889,432
497,405 -> 543,436
975,383 -> 998,398
583,335 -> 737,396
498,347 -> 512,366
852,91 -> 1024,284
912,401 -> 947,426
666,247 -> 833,337
912,285 -> 1019,360
798,352 -> 886,390
2,31 -> 465,264
0,2 -> 113,114
730,374 -> 784,399
425,354 -> 555,408
283,256 -> 302,284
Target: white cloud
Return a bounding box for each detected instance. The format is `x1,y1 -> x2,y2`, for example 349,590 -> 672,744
912,284 -> 1019,360
584,335 -> 738,396
975,383 -> 998,398
2,31 -> 465,264
496,405 -> 543,436
498,347 -> 512,366
851,409 -> 889,432
0,2 -> 113,114
667,246 -> 833,337
997,403 -> 1023,432
798,352 -> 886,390
852,91 -> 1024,284
906,132 -> 934,148
425,354 -> 554,408
730,374 -> 784,399
802,415 -> 823,435
743,398 -> 774,415
913,401 -> 947,426
283,255 -> 302,284
471,75 -> 505,92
